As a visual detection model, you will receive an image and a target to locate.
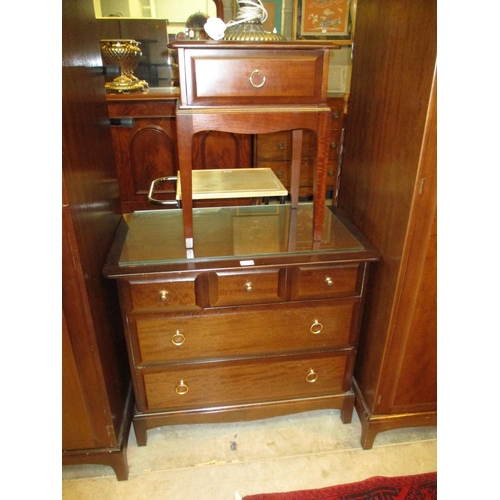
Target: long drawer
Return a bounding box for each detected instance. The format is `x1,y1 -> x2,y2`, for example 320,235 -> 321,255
131,300 -> 359,365
141,352 -> 349,411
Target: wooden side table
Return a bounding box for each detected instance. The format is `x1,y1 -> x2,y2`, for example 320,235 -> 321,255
172,41 -> 336,248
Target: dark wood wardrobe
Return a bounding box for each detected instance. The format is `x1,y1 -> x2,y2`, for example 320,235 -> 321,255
62,0 -> 133,479
339,0 -> 437,448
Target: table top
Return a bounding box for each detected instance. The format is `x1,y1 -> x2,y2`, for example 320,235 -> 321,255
104,204 -> 380,277
176,168 -> 288,200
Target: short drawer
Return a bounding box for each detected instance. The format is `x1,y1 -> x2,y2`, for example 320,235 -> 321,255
256,130 -> 341,162
132,300 -> 358,365
208,269 -> 286,306
299,160 -> 338,189
256,132 -> 292,162
123,276 -> 200,312
180,48 -> 328,106
261,162 -> 290,187
301,130 -> 342,159
141,352 -> 349,411
290,264 -> 364,300
258,161 -> 337,191
326,98 -> 345,128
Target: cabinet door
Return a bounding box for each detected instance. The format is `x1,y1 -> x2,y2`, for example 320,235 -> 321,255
109,105 -> 254,212
111,116 -> 178,212
193,131 -> 252,170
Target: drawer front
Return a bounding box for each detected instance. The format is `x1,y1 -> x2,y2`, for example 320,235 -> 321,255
290,264 -> 364,301
125,276 -> 199,312
209,269 -> 286,306
260,161 -> 290,187
256,132 -> 292,161
141,353 -> 349,411
133,300 -> 358,365
299,160 -> 338,189
301,130 -> 342,159
256,130 -> 341,162
326,98 -> 345,128
182,49 -> 328,106
260,161 -> 337,191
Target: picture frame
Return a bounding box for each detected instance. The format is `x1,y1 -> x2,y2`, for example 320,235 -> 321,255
292,0 -> 352,41
233,0 -> 284,36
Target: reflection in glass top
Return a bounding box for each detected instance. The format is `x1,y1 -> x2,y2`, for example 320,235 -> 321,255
119,203 -> 364,265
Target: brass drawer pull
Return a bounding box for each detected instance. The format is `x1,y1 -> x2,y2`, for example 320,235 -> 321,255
306,369 -> 318,383
330,141 -> 337,148
325,276 -> 333,286
159,290 -> 169,302
175,380 -> 189,395
249,69 -> 266,88
310,319 -> 323,334
332,111 -> 340,119
171,330 -> 185,346
245,281 -> 253,292
278,142 -> 285,150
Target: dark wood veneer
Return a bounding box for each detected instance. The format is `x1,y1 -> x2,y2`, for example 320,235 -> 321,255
104,205 -> 379,446
338,0 -> 437,449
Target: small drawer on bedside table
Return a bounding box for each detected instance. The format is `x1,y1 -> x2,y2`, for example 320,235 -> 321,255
180,48 -> 328,107
208,269 -> 286,306
290,264 -> 364,300
141,353 -> 349,411
125,276 -> 200,312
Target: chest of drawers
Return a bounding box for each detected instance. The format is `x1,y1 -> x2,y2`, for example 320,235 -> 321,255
104,204 -> 379,446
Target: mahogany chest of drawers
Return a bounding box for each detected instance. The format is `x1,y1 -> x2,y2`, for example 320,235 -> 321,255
104,204 -> 379,446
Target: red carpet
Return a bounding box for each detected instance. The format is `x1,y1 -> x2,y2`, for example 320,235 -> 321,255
242,472 -> 437,500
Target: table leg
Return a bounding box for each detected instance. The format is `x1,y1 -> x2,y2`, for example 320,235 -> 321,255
313,111 -> 331,241
176,114 -> 194,248
291,129 -> 303,209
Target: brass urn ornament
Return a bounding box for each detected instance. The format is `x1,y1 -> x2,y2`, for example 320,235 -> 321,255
100,39 -> 148,93
204,0 -> 286,42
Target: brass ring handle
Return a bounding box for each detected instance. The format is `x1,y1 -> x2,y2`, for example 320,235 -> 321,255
175,380 -> 189,395
310,320 -> 323,334
249,69 -> 266,88
245,281 -> 253,292
159,290 -> 169,302
171,330 -> 185,346
306,369 -> 318,383
325,276 -> 333,287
